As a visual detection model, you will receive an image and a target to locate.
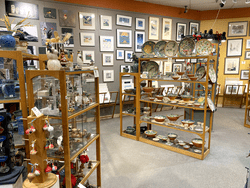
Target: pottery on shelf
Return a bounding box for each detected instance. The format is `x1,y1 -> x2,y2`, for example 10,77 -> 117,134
47,48 -> 61,70
0,31 -> 16,50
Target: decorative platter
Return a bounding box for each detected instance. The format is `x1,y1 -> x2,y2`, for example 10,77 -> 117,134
141,61 -> 159,78
208,66 -> 216,83
142,41 -> 155,57
207,97 -> 216,112
196,66 -> 206,80
197,97 -> 205,105
164,41 -> 178,57
179,38 -> 195,57
196,39 -> 213,56
154,41 -> 167,57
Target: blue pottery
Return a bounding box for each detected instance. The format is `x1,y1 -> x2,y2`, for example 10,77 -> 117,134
0,31 -> 15,49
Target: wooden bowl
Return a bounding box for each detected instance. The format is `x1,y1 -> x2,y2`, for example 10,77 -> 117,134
154,116 -> 165,122
143,87 -> 154,93
181,95 -> 192,101
156,95 -> 163,100
194,103 -> 201,107
192,138 -> 203,148
181,119 -> 195,126
177,72 -> 185,75
190,77 -> 198,81
183,145 -> 190,150
167,94 -> 177,101
149,97 -> 155,101
168,133 -> 178,141
145,130 -> 157,138
172,76 -> 180,80
124,89 -> 133,93
187,74 -> 195,78
181,78 -> 188,81
166,115 -> 181,121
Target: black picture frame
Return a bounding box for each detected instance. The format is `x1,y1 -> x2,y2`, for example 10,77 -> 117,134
189,22 -> 200,35
43,8 -> 56,19
240,70 -> 249,80
224,57 -> 240,75
228,21 -> 248,37
172,63 -> 182,72
226,38 -> 243,57
176,22 -> 186,41
245,51 -> 250,60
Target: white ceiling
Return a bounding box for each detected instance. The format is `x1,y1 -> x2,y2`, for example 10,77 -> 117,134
135,0 -> 250,11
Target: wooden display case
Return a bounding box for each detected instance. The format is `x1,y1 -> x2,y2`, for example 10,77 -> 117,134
244,67 -> 250,128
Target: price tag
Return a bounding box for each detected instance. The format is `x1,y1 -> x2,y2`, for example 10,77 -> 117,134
94,70 -> 99,78
31,107 -> 43,117
78,183 -> 86,188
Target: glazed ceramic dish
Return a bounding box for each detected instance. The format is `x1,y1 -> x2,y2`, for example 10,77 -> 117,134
208,66 -> 217,83
181,119 -> 195,125
141,61 -> 159,78
166,114 -> 181,121
196,66 -> 206,80
192,138 -> 203,148
142,41 -> 155,57
197,97 -> 205,105
196,39 -> 213,56
164,41 -> 178,57
154,41 -> 167,57
179,38 -> 195,57
144,130 -> 157,137
167,133 -> 178,140
207,97 -> 216,112
154,115 -> 166,122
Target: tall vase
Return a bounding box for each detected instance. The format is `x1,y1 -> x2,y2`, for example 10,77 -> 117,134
0,31 -> 16,50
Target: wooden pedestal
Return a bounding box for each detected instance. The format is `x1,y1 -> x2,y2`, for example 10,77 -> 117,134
22,173 -> 57,188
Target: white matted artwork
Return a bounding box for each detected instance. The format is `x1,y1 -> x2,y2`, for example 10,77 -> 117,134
228,21 -> 248,37
12,25 -> 38,42
226,38 -> 243,57
82,51 -> 95,64
116,14 -> 132,27
162,18 -> 172,40
117,29 -> 132,48
80,32 -> 95,46
103,70 -> 114,82
100,36 -> 114,52
163,61 -> 172,74
116,50 -> 124,60
176,23 -> 186,41
148,17 -> 159,40
240,70 -> 249,80
224,57 -> 240,75
225,78 -> 243,94
79,12 -> 95,30
189,22 -> 199,35
120,65 -> 131,76
135,31 -> 145,52
136,18 -> 145,30
99,83 -> 110,103
100,15 -> 112,30
246,39 -> 250,49
173,63 -> 182,72
125,51 -> 133,62
102,53 -> 113,66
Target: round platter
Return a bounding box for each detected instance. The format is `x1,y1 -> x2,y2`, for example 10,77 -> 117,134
196,66 -> 206,80
164,41 -> 178,57
179,38 -> 195,57
142,41 -> 155,57
207,97 -> 216,112
196,39 -> 213,56
141,61 -> 159,78
208,66 -> 217,83
154,41 -> 167,57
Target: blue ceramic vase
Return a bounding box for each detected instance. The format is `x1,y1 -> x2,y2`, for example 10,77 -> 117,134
0,31 -> 16,49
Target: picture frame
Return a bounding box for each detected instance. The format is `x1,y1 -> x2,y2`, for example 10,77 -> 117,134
228,21 -> 248,37
148,17 -> 159,40
116,29 -> 132,48
176,23 -> 186,41
103,70 -> 114,82
189,22 -> 199,35
135,31 -> 145,52
82,51 -> 95,64
62,28 -> 74,48
246,39 -> 250,49
136,18 -> 145,30
162,18 -> 172,40
226,85 -> 238,94
120,65 -> 131,76
226,38 -> 243,57
59,9 -> 76,27
102,53 -> 114,66
172,63 -> 182,72
117,50 -> 124,60
241,70 -> 249,80
44,8 -> 56,19
100,36 -> 114,52
116,14 -> 132,27
100,15 -> 112,30
125,51 -> 133,62
40,22 -> 55,45
191,59 -> 197,63
175,59 -> 185,62
80,32 -> 95,46
79,12 -> 95,30
245,51 -> 250,60
163,61 -> 172,74
224,57 -> 240,75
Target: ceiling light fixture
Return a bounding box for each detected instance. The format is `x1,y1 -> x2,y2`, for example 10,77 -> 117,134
232,0 -> 237,3
246,0 -> 250,3
184,6 -> 188,13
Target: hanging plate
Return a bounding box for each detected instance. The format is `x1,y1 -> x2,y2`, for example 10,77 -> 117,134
164,41 -> 178,57
207,97 -> 216,112
154,41 -> 167,57
179,38 -> 195,57
142,41 -> 155,57
141,61 -> 159,78
196,66 -> 206,80
196,39 -> 213,56
208,66 -> 217,83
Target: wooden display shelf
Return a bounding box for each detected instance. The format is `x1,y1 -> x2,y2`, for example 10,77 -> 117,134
78,161 -> 100,185
23,173 -> 57,188
122,112 -> 136,117
138,55 -> 217,61
121,132 -> 137,140
122,93 -> 136,97
244,67 -> 250,128
0,98 -> 21,103
68,103 -> 99,120
140,78 -> 206,84
120,72 -> 138,76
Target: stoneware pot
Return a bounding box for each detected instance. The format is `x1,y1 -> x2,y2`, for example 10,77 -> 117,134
0,31 -> 16,50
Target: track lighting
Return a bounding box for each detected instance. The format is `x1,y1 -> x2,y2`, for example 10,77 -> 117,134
184,6 -> 188,13
246,0 -> 250,3
232,0 -> 237,3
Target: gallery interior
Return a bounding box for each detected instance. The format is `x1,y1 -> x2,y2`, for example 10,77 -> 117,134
0,0 -> 250,187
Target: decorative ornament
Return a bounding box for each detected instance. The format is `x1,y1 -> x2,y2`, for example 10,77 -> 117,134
43,124 -> 48,131
27,163 -> 36,182
34,163 -> 40,176
45,164 -> 52,173
52,163 -> 57,171
30,140 -> 37,155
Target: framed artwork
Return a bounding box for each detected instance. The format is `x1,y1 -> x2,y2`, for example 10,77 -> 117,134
135,31 -> 145,52
172,63 -> 182,72
162,18 -> 172,40
82,51 -> 95,64
246,39 -> 250,49
125,51 -> 133,62
80,32 -> 95,46
246,51 -> 250,59
6,1 -> 39,19
189,22 -> 199,35
102,53 -> 114,66
59,9 -> 76,27
100,36 -> 114,52
116,29 -> 132,48
120,65 -> 131,75
241,70 -> 249,80
226,38 -> 243,57
176,23 -> 186,41
175,59 -> 185,62
40,22 -> 56,45
62,28 -> 74,48
44,8 -> 56,19
117,50 -> 124,60
103,70 -> 114,82
116,15 -> 132,27
136,18 -> 145,30
12,24 -> 38,42
100,15 -> 112,30
163,61 -> 172,74
79,12 -> 95,30
224,57 -> 240,75
226,85 -> 238,94
228,21 -> 248,37
148,17 -> 159,40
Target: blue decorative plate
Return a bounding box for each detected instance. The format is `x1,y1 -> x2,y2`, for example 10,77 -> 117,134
154,41 -> 166,57
142,41 -> 155,57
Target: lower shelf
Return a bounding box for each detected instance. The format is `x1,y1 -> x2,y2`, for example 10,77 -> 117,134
121,131 -> 136,140
78,160 -> 100,185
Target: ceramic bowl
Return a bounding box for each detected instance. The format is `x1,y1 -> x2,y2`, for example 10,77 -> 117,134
181,95 -> 193,101
190,77 -> 198,81
143,107 -> 151,111
172,76 -> 180,80
167,94 -> 177,100
144,130 -> 157,137
181,119 -> 195,126
156,95 -> 164,100
124,89 -> 133,93
181,78 -> 188,81
167,133 -> 178,140
153,138 -> 159,142
149,97 -> 155,101
154,115 -> 165,122
166,114 -> 181,121
125,127 -> 135,134
143,87 -> 154,93
192,138 -> 203,148
177,72 -> 185,75
187,74 -> 195,78
183,145 -> 190,150
194,103 -> 201,107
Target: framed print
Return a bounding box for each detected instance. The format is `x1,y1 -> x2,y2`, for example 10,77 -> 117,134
172,63 -> 182,72
80,32 -> 95,46
125,51 -> 133,62
103,70 -> 114,82
117,50 -> 124,60
189,22 -> 199,35
59,9 -> 76,28
176,23 -> 186,41
116,15 -> 132,27
100,15 -> 112,30
175,59 -> 185,62
135,31 -> 145,52
148,17 -> 159,40
162,18 -> 172,40
227,38 -> 243,57
224,57 -> 240,75
79,12 -> 95,30
136,18 -> 145,30
191,59 -> 197,63
241,70 -> 249,80
120,65 -> 131,76
226,85 -> 238,94
246,39 -> 250,49
82,51 -> 95,64
102,53 -> 114,66
44,8 -> 56,19
228,21 -> 248,37
246,51 -> 250,59
100,36 -> 114,52
117,29 -> 132,48
12,24 -> 38,42
62,28 -> 74,47
163,61 -> 172,74
40,22 -> 56,45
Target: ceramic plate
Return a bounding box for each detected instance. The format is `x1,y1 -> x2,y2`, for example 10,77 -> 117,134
145,130 -> 157,135
141,61 -> 159,78
164,41 -> 178,57
207,97 -> 216,112
142,41 -> 155,57
197,97 -> 205,105
196,66 -> 206,80
179,38 -> 195,57
196,39 -> 213,56
194,149 -> 202,153
208,66 -> 216,83
154,41 -> 167,57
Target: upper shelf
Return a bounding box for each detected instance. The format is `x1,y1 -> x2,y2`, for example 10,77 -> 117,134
138,55 -> 215,61
140,78 -> 207,84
